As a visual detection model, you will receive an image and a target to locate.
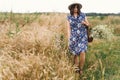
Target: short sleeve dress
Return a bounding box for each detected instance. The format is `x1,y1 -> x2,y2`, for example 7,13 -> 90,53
67,12 -> 88,55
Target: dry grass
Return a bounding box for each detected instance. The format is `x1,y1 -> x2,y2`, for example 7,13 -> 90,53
0,13 -> 75,80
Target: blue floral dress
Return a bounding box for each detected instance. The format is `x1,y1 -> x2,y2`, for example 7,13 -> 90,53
67,12 -> 88,55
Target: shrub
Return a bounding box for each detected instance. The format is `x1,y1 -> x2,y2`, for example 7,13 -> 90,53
92,25 -> 114,40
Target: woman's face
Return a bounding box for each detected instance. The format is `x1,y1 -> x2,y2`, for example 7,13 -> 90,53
74,5 -> 78,13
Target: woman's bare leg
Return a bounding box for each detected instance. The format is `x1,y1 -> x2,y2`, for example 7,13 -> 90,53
74,55 -> 79,66
79,52 -> 85,74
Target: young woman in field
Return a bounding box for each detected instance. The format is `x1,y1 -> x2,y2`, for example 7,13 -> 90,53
67,3 -> 89,74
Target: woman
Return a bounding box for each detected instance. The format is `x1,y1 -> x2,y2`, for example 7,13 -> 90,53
67,3 -> 89,74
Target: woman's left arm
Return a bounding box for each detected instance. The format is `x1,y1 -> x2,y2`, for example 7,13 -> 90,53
82,17 -> 90,26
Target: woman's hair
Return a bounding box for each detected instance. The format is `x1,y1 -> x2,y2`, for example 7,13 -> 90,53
70,4 -> 81,15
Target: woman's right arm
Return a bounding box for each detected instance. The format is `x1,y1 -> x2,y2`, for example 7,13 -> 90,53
67,20 -> 71,40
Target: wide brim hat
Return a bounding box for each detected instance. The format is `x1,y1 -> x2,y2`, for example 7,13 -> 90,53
68,3 -> 82,10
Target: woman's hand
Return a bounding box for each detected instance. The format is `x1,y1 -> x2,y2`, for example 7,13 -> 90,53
81,21 -> 86,25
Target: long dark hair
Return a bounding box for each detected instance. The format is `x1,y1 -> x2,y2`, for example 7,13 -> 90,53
70,4 -> 81,15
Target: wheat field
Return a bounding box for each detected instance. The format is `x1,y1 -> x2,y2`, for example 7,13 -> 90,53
0,12 -> 120,80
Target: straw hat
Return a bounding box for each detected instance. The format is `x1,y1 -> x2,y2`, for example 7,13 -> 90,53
68,3 -> 82,10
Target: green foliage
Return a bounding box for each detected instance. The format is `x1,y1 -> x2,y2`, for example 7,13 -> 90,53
24,16 -> 30,23
82,37 -> 120,80
100,16 -> 105,20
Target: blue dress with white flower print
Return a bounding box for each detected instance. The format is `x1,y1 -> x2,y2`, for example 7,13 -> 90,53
67,12 -> 88,55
